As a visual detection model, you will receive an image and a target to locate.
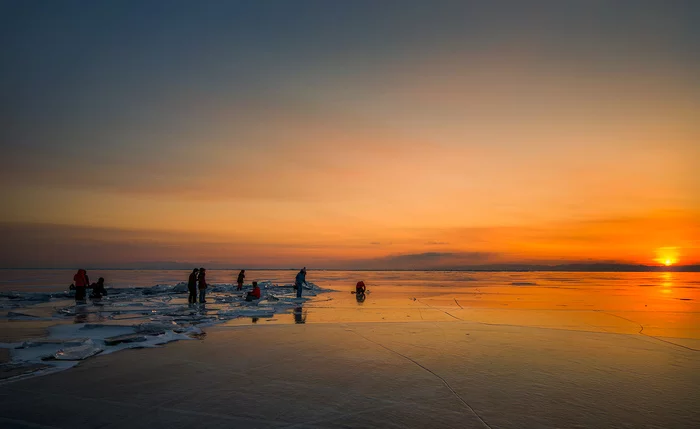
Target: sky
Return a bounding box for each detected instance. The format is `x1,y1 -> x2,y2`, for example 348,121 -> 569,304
1,0 -> 699,269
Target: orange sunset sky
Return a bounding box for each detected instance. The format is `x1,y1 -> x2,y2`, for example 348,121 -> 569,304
1,1 -> 698,268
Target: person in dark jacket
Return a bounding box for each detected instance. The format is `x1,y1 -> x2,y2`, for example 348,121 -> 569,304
73,269 -> 88,302
198,268 -> 207,303
294,267 -> 307,298
245,281 -> 261,302
90,277 -> 108,298
237,270 -> 245,291
187,268 -> 199,304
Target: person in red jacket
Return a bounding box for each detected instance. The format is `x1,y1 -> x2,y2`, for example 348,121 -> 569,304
246,281 -> 261,302
198,267 -> 207,303
73,269 -> 88,302
355,280 -> 367,303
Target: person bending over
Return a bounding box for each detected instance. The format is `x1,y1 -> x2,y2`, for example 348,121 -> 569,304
294,267 -> 307,298
90,277 -> 108,298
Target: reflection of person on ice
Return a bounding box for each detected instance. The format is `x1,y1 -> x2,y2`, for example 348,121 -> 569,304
294,267 -> 307,298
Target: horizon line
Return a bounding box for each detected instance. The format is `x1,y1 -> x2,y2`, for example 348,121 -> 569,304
1,263 -> 699,272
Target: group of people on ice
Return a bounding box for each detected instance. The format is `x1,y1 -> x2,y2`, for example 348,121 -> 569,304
234,269 -> 261,301
70,267 -> 312,305
71,269 -> 108,302
187,267 -> 209,304
187,267 -> 308,305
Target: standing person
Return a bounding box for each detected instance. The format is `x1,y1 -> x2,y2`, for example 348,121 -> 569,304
294,267 -> 307,299
198,267 -> 207,303
187,268 -> 199,304
236,270 -> 245,291
73,269 -> 88,302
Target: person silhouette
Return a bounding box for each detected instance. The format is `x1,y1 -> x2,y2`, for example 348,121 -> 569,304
245,281 -> 261,302
237,270 -> 245,291
355,280 -> 366,303
198,268 -> 207,304
294,267 -> 307,298
187,268 -> 199,304
90,277 -> 108,299
73,269 -> 88,302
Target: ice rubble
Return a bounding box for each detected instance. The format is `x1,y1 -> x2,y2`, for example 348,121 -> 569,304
0,281 -> 329,379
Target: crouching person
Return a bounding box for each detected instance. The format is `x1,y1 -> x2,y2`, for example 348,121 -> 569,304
90,277 -> 108,298
245,281 -> 261,302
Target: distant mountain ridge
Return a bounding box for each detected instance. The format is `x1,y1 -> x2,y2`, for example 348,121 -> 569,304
443,263 -> 700,272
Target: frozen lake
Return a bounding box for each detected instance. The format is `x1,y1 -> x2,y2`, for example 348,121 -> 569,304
0,270 -> 698,428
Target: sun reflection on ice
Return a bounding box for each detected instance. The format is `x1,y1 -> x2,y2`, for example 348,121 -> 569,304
660,272 -> 673,294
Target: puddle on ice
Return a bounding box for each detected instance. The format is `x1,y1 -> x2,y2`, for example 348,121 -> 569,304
0,281 -> 329,381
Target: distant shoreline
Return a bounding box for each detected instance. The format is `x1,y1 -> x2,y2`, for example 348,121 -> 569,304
1,265 -> 698,272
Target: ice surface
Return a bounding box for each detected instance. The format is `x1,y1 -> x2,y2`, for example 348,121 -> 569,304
0,280 -> 331,378
2,270 -> 698,388
53,340 -> 103,360
1,322 -> 698,428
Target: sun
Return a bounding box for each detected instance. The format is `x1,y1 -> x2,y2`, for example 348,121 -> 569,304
655,247 -> 679,267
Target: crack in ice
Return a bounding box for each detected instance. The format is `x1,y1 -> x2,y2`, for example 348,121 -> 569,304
347,328 -> 493,429
600,311 -> 698,352
415,299 -> 462,321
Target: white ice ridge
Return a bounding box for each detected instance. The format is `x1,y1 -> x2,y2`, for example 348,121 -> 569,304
0,281 -> 329,380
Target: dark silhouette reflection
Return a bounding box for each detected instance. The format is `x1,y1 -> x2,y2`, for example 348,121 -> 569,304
95,305 -> 105,322
293,306 -> 307,324
74,304 -> 88,324
356,291 -> 366,304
